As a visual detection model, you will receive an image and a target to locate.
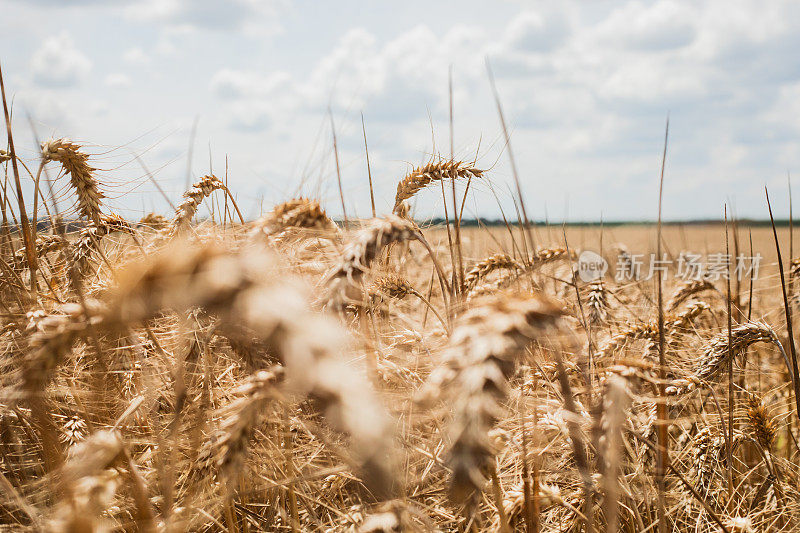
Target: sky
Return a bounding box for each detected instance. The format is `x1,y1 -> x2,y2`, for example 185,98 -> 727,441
2,0 -> 800,222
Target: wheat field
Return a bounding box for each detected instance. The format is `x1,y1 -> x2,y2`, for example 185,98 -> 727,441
2,126 -> 800,533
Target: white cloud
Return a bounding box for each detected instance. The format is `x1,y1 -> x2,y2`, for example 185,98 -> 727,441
209,70 -> 300,130
210,69 -> 294,100
504,10 -> 570,52
596,1 -> 698,51
126,0 -> 282,31
30,31 -> 91,87
211,23 -> 490,125
19,91 -> 71,127
123,47 -> 150,65
105,73 -> 131,88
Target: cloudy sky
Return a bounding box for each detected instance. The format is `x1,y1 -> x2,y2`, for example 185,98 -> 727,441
2,0 -> 800,222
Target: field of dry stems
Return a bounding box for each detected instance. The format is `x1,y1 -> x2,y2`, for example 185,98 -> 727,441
4,110 -> 800,532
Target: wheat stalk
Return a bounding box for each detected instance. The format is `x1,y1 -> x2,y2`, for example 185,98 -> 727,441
41,138 -> 104,224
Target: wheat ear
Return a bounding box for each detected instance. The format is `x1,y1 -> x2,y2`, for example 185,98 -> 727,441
108,244 -> 398,498
528,247 -> 576,268
746,392 -> 776,454
51,430 -> 124,531
667,279 -> 715,312
167,174 -> 226,237
252,197 -> 339,238
393,159 -> 483,213
433,294 -> 563,502
666,322 -> 779,395
596,301 -> 710,359
586,280 -> 609,325
324,215 -> 449,311
71,214 -> 134,278
41,138 -> 104,224
463,253 -> 521,292
211,367 -> 284,489
139,212 -> 168,229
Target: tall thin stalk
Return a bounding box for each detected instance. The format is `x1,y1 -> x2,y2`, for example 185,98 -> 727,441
0,62 -> 37,294
655,115 -> 669,533
766,186 -> 800,423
